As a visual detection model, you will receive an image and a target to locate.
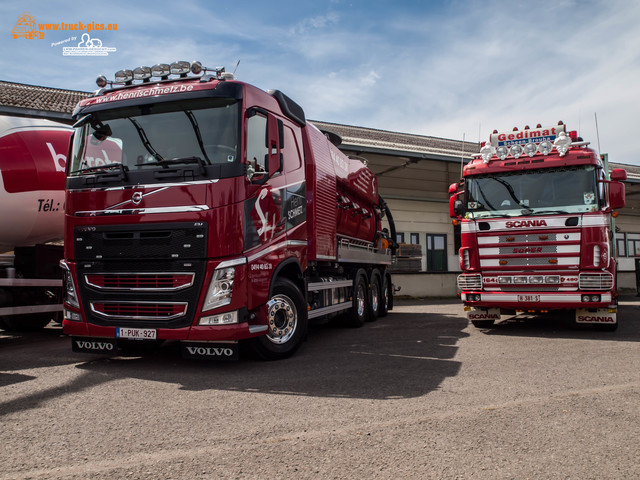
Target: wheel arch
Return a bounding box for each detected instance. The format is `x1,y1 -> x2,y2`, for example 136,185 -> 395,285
269,257 -> 304,298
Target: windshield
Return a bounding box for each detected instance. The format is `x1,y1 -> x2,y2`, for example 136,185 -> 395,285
69,98 -> 239,178
465,166 -> 599,219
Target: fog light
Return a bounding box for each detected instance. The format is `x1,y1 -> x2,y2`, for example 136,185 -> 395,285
63,309 -> 82,322
496,146 -> 509,160
582,295 -> 591,302
590,295 -> 601,302
199,310 -> 238,326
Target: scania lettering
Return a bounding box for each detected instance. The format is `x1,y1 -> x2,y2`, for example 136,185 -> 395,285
62,61 -> 397,360
0,116 -> 72,331
505,220 -> 547,228
450,122 -> 625,330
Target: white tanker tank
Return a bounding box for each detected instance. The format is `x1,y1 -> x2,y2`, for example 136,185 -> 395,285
0,115 -> 72,330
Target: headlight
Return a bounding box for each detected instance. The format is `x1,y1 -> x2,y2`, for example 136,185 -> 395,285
60,261 -> 79,309
203,267 -> 235,311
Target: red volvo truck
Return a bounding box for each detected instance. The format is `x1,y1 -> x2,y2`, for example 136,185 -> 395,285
0,115 -> 72,331
62,61 -> 396,360
450,122 -> 626,330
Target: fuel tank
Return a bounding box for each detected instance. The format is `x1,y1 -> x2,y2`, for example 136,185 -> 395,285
0,115 -> 72,253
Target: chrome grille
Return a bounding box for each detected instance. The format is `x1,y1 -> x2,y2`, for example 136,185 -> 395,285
85,273 -> 195,292
458,274 -> 482,289
579,273 -> 614,290
90,301 -> 188,320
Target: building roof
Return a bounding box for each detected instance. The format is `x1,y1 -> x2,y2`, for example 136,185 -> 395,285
0,80 -> 91,122
312,120 -> 478,161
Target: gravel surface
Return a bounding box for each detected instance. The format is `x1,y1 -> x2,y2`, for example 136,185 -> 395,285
1,297 -> 639,479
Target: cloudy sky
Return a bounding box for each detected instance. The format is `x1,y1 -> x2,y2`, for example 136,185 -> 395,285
2,0 -> 639,164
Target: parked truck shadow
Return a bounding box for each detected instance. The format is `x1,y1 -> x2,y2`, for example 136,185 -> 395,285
477,297 -> 640,342
73,310 -> 469,400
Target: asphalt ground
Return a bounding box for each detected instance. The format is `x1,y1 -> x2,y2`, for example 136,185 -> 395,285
1,297 -> 639,479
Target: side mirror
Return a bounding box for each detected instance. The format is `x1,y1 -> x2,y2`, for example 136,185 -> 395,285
448,183 -> 458,195
609,181 -> 626,210
610,168 -> 627,181
450,195 -> 464,218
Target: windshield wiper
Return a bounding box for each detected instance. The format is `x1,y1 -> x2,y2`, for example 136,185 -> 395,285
73,163 -> 129,180
127,117 -> 164,162
529,209 -> 570,215
136,156 -> 208,176
184,110 -> 212,164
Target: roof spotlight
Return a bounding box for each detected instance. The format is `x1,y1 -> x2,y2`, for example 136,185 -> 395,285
151,63 -> 171,79
96,75 -> 108,88
114,69 -> 134,84
133,66 -> 152,82
171,61 -> 191,76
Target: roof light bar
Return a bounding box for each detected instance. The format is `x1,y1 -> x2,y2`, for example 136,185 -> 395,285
95,60 -> 234,90
471,122 -> 591,163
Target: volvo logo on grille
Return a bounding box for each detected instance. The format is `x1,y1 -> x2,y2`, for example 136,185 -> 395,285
132,191 -> 143,205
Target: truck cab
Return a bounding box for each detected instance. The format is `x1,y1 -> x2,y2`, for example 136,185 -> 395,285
450,122 -> 626,329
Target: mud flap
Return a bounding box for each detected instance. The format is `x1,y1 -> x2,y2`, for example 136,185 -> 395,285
71,337 -> 118,354
576,308 -> 617,325
181,342 -> 239,361
466,308 -> 501,322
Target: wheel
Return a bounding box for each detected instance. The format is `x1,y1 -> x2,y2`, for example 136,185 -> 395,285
379,274 -> 391,317
251,278 -> 307,360
0,313 -> 53,331
471,319 -> 495,328
344,270 -> 368,327
367,273 -> 381,322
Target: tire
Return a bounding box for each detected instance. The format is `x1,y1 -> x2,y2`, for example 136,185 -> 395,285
367,273 -> 381,322
379,274 -> 391,317
0,313 -> 53,331
344,270 -> 368,327
251,278 -> 307,360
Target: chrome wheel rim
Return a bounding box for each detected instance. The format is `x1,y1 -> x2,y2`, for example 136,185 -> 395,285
266,294 -> 297,344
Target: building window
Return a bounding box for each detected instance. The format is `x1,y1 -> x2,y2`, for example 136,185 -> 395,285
628,240 -> 640,257
426,234 -> 447,272
396,232 -> 405,244
616,234 -> 626,257
410,232 -> 420,245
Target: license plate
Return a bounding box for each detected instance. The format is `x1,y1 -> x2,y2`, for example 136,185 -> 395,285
116,327 -> 156,340
518,295 -> 540,302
